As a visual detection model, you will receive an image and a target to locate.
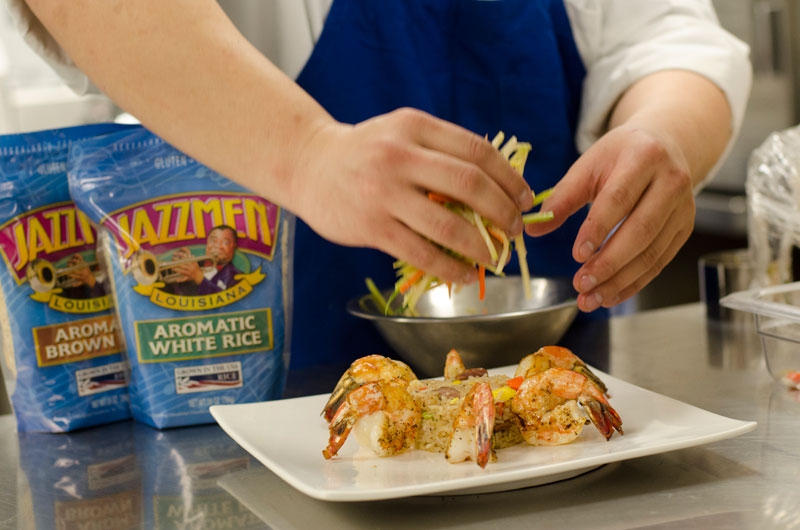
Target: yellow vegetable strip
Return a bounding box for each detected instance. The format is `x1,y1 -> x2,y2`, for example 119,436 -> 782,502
514,234 -> 532,300
473,210 -> 499,263
509,144 -> 531,174
403,273 -> 439,316
491,131 -> 505,148
500,136 -> 518,159
488,226 -> 510,275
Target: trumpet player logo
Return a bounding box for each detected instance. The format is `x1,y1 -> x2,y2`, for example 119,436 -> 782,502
106,193 -> 278,311
0,201 -> 110,314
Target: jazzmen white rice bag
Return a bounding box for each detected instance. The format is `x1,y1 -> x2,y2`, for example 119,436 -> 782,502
68,126 -> 294,428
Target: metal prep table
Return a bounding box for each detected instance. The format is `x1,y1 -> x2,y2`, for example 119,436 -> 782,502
0,302 -> 796,530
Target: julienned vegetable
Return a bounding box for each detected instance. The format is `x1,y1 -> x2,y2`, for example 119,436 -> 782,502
370,132 -> 553,316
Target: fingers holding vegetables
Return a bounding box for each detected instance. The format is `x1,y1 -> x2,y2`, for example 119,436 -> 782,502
291,110 -> 534,287
385,131 -> 553,314
524,118 -> 695,313
414,118 -> 535,217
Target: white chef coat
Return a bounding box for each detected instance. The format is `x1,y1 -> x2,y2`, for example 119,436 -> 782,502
4,0 -> 751,186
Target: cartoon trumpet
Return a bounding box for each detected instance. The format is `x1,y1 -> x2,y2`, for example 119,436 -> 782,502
25,259 -> 97,293
131,250 -> 217,285
25,257 -> 100,293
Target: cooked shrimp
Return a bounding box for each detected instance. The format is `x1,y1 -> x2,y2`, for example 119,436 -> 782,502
443,348 -> 488,381
510,367 -> 623,446
444,349 -> 466,380
445,382 -> 496,468
323,378 -> 421,460
515,346 -> 609,396
322,354 -> 417,421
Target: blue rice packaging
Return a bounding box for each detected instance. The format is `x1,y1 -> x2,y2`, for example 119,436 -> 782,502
67,125 -> 293,428
0,124 -> 133,432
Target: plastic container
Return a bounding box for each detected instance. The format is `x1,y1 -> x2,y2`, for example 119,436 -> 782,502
698,248 -> 754,321
721,281 -> 800,381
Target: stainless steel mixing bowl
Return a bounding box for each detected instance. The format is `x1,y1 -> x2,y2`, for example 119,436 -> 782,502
347,275 -> 579,377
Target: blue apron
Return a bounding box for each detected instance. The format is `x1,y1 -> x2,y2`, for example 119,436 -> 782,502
292,0 -> 587,369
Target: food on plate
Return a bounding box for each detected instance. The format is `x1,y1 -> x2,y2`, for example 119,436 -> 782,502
322,377 -> 421,460
511,367 -> 622,446
321,354 -> 418,422
321,346 -> 623,468
408,348 -> 525,464
445,381 -> 495,468
369,132 -> 555,317
515,345 -> 609,396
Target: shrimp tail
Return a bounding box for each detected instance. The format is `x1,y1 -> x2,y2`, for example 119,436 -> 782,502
446,382 -> 496,468
475,409 -> 494,468
323,400 -> 357,459
322,373 -> 356,422
518,346 -> 610,396
444,348 -> 466,380
581,396 -> 623,440
573,365 -> 610,396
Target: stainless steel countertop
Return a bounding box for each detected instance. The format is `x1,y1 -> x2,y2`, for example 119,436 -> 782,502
0,303 -> 797,530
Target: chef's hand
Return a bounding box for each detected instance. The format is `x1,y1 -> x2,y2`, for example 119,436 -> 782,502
291,108 -> 533,284
525,123 -> 695,312
526,70 -> 731,313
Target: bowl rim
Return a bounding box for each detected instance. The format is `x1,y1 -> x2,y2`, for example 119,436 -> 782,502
346,276 -> 578,324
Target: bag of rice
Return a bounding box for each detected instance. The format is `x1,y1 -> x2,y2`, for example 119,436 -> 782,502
0,124 -> 133,432
68,125 -> 293,428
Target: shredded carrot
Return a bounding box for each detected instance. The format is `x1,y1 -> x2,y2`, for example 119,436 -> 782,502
398,269 -> 424,294
427,191 -> 453,204
478,265 -> 486,300
487,226 -> 505,242
506,376 -> 524,390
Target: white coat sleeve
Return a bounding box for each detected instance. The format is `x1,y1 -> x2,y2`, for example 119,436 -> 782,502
2,0 -> 331,94
3,0 -> 99,94
564,0 -> 752,188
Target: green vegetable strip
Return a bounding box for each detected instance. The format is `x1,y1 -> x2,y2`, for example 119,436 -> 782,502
522,211 -> 555,224
532,187 -> 554,207
365,277 -> 391,315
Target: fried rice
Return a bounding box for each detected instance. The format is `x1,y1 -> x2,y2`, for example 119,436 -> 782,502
407,374 -> 524,453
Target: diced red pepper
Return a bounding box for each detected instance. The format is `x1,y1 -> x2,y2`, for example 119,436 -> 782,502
506,376 -> 524,390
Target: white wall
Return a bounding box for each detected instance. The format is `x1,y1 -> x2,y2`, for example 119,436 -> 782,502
0,8 -> 116,133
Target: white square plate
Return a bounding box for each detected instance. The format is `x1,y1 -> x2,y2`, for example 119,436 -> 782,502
210,367 -> 756,502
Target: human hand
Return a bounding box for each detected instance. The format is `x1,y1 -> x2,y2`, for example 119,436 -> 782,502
170,248 -> 203,284
66,254 -> 96,288
525,123 -> 695,312
291,108 -> 533,284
